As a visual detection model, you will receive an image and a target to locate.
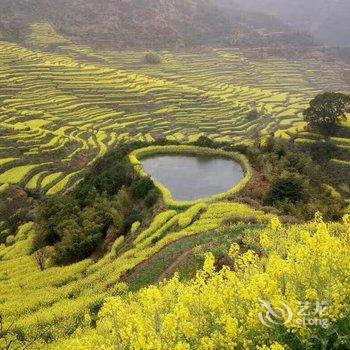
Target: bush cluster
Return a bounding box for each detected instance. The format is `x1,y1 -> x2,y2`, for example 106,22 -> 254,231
142,51 -> 162,64
185,136 -> 346,221
34,142 -> 160,264
248,137 -> 346,220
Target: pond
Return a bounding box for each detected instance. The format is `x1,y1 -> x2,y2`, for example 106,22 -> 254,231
141,154 -> 244,201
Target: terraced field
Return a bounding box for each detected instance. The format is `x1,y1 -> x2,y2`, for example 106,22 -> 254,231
0,201 -> 274,344
0,23 -> 349,196
0,23 -> 350,348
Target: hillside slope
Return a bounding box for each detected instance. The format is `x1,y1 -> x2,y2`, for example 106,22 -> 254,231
0,0 -> 311,49
0,35 -> 348,203
228,0 -> 350,46
1,209 -> 349,348
50,217 -> 350,349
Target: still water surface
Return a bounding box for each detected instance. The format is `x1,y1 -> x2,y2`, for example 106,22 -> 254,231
141,154 -> 244,201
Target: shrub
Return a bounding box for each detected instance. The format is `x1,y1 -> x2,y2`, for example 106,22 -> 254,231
265,175 -> 307,205
0,228 -> 10,244
307,141 -> 340,164
246,109 -> 260,121
53,232 -> 102,265
0,186 -> 34,236
5,235 -> 15,246
131,177 -> 155,199
194,135 -> 215,148
142,51 -> 162,64
144,189 -> 160,207
124,213 -> 142,233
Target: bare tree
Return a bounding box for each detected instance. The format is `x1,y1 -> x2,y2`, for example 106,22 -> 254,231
33,248 -> 47,271
0,314 -> 15,350
0,313 -> 52,349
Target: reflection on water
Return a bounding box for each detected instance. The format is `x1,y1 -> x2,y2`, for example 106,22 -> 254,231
141,154 -> 244,201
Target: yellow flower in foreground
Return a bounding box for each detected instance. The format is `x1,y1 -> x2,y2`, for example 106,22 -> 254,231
48,218 -> 350,350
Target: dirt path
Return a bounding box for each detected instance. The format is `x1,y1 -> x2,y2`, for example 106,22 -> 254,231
156,249 -> 194,283
121,236 -> 184,281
